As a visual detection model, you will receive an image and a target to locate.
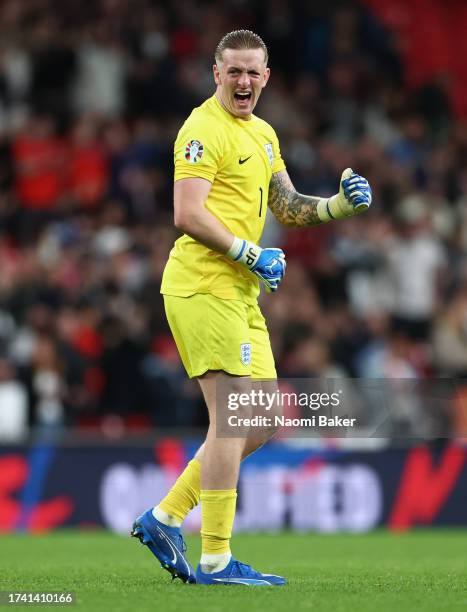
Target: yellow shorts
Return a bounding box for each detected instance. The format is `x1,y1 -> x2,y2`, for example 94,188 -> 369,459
163,294 -> 276,379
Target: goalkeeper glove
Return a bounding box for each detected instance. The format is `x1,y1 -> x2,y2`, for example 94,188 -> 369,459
227,237 -> 286,292
317,168 -> 372,222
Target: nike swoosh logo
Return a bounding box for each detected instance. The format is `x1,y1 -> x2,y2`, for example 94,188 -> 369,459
239,155 -> 253,165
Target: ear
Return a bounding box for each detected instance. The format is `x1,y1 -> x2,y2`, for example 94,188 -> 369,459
262,67 -> 270,89
213,63 -> 221,86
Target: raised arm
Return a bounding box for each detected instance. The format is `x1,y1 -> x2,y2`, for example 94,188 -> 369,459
267,169 -> 321,227
268,168 -> 372,227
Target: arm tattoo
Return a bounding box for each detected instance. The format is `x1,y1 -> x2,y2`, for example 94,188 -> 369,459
268,170 -> 322,227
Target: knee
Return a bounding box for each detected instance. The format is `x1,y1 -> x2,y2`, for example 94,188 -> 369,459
248,417 -> 279,449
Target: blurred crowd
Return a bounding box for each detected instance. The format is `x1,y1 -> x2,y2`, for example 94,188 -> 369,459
0,0 -> 466,440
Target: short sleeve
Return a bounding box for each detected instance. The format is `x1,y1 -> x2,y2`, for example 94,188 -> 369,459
271,128 -> 286,174
174,116 -> 224,183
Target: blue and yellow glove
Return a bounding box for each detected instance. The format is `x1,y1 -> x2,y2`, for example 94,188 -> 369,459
317,168 -> 372,222
227,238 -> 286,292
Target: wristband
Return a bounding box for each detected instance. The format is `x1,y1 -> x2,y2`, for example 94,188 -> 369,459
317,197 -> 336,223
227,236 -> 262,270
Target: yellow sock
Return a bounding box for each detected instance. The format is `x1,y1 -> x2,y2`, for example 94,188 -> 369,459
200,489 -> 237,554
158,459 -> 201,523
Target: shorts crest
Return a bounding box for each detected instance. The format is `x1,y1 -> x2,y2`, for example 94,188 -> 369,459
240,343 -> 251,366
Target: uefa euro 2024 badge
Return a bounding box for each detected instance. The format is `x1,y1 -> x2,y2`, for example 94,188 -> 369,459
185,140 -> 204,163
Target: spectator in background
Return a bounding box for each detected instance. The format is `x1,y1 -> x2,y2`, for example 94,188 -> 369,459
432,286 -> 467,378
28,333 -> 65,433
0,36 -> 31,136
0,356 -> 28,441
280,324 -> 347,378
12,114 -> 67,239
67,115 -> 108,210
141,334 -> 205,427
356,327 -> 427,437
72,21 -> 128,118
383,195 -> 447,341
28,15 -> 76,122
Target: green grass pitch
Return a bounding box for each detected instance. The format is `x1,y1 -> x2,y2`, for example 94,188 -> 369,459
0,530 -> 466,611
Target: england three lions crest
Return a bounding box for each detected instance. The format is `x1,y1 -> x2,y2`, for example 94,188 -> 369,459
240,343 -> 251,366
264,143 -> 273,166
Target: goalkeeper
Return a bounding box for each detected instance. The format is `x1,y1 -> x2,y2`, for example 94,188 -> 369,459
132,29 -> 372,586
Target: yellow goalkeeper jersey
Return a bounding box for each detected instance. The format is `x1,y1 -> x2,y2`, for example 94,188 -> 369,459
160,94 -> 286,304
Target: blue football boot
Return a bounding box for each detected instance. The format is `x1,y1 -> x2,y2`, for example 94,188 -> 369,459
131,509 -> 196,584
196,557 -> 286,586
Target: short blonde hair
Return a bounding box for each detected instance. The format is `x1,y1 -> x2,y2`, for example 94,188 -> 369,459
215,30 -> 268,65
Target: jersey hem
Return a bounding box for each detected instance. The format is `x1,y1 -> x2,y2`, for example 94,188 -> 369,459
160,287 -> 258,305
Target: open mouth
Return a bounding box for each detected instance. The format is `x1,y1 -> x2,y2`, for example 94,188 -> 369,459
234,92 -> 252,103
